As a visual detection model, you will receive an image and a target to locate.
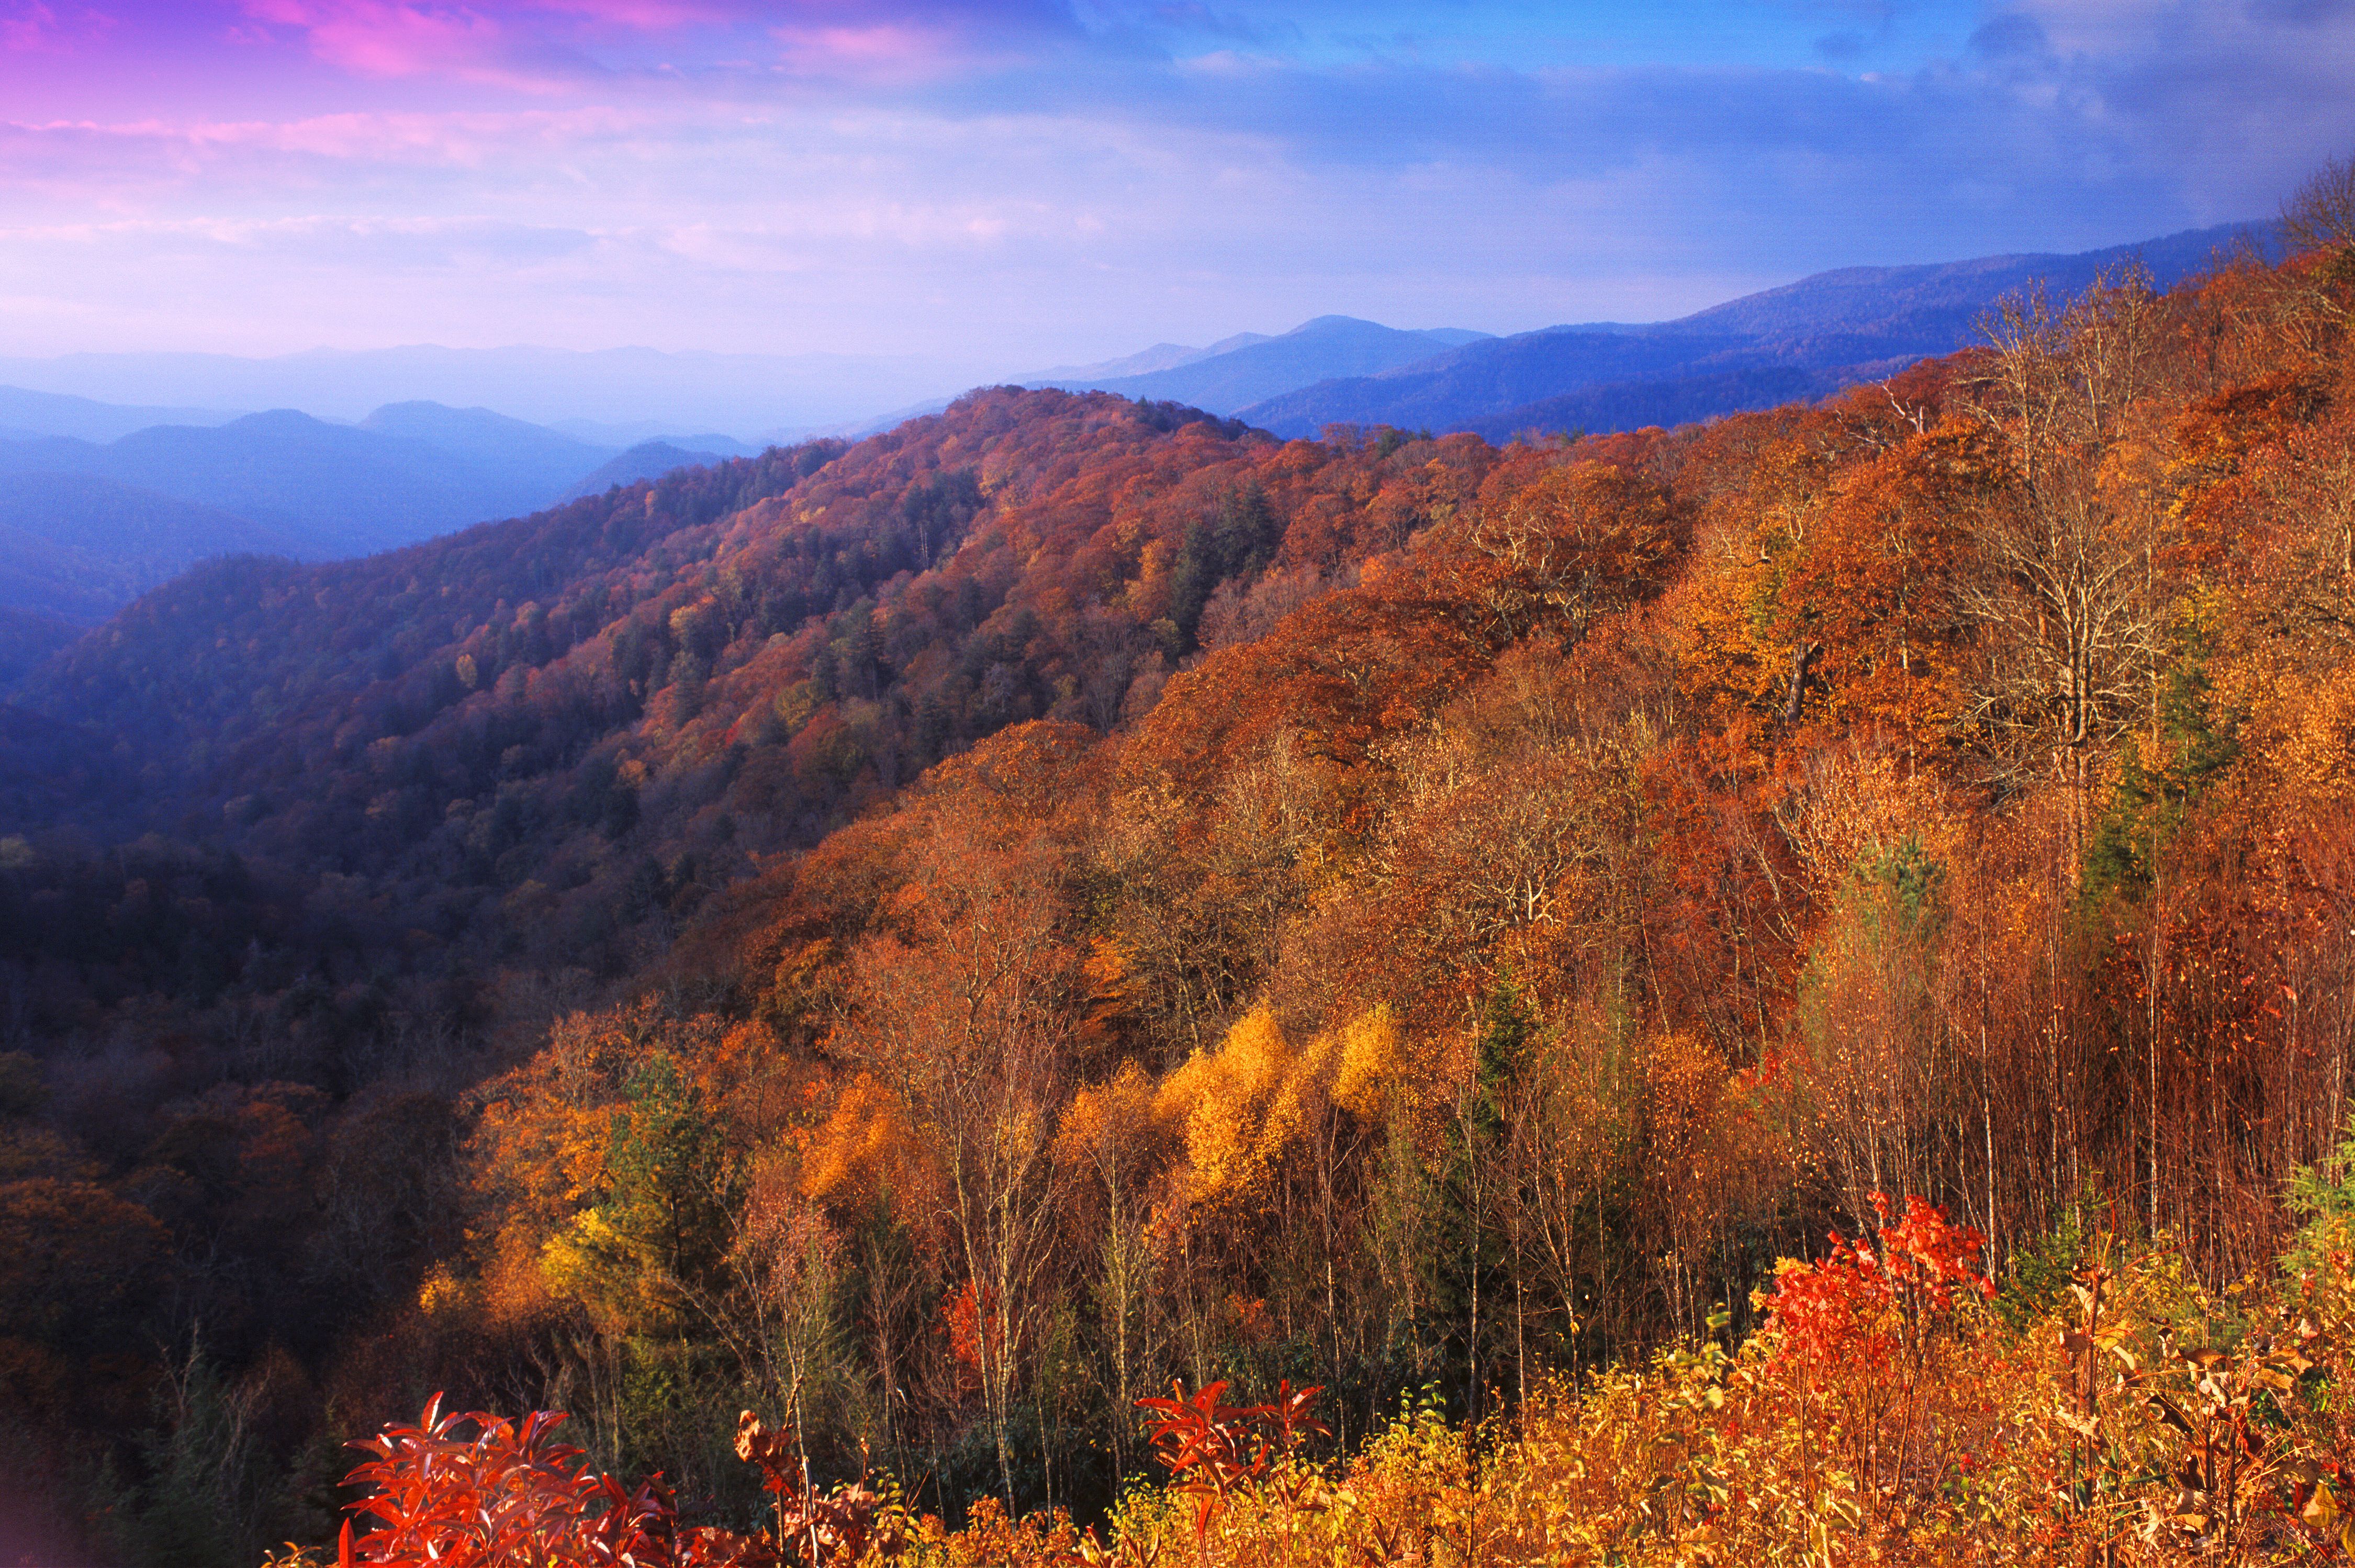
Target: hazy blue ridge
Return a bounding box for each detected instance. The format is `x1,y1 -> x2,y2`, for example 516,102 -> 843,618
0,399 -> 734,622
1463,366 -> 1870,443
1036,316 -> 1497,414
0,384 -> 244,442
548,417 -> 760,456
0,402 -> 671,572
1238,328 -> 1760,433
561,440 -> 739,500
1236,221 -> 2267,439
0,473 -> 301,624
360,401 -> 617,496
0,344 -> 957,438
0,412 -> 537,554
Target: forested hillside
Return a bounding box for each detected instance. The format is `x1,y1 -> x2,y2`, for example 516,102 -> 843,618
3,210 -> 2355,1566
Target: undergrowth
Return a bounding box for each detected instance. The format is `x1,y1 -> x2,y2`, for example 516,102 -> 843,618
273,1194 -> 2355,1566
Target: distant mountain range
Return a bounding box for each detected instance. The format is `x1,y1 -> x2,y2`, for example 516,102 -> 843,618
0,400 -> 761,625
824,318 -> 1495,438
1032,317 -> 1492,412
1241,223 -> 2268,438
0,384 -> 242,443
1022,334 -> 1272,382
1034,223 -> 2269,441
0,344 -> 967,441
0,409 -> 595,558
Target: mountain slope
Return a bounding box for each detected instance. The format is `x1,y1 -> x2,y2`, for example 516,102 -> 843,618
1240,221 -> 2263,437
16,445 -> 842,784
0,605 -> 76,689
13,391 -> 1496,968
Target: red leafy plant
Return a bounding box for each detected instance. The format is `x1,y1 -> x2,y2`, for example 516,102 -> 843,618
1767,1192 -> 1995,1373
313,1395 -> 768,1567
1135,1379 -> 1329,1547
299,1397 -> 899,1568
1759,1194 -> 1998,1536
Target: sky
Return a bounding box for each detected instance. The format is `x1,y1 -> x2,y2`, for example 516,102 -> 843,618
0,0 -> 2349,382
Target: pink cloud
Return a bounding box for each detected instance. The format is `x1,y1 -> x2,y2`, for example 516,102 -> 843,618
230,2 -> 1046,86
775,19 -> 951,70
238,1 -> 509,77
2,1 -> 119,52
0,102 -> 649,184
767,7 -> 1055,85
531,0 -> 735,23
0,2 -> 56,49
233,0 -> 750,65
227,0 -> 748,84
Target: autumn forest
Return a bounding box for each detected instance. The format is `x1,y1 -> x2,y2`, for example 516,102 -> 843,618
6,173 -> 2355,1565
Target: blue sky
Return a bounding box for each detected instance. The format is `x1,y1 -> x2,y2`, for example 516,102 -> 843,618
0,1 -> 2345,378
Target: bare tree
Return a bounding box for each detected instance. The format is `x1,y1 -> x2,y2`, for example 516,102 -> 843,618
2283,154 -> 2355,255
700,1171 -> 846,1473
1956,266 -> 2174,801
840,830 -> 1077,1508
1050,1063 -> 1164,1477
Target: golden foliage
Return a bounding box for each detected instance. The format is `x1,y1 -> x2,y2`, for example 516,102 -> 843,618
1327,1005 -> 1405,1122
1155,1007 -> 1308,1212
798,1072 -> 929,1212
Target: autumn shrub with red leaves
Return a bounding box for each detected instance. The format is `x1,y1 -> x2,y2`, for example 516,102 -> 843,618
1765,1192 -> 1995,1374
1756,1194 -> 2000,1530
278,1204 -> 2355,1567
290,1397 -> 795,1568
941,1280 -> 1004,1384
1135,1379 -> 1328,1545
